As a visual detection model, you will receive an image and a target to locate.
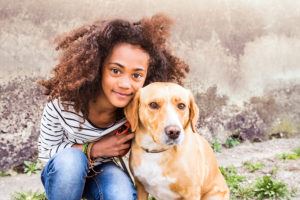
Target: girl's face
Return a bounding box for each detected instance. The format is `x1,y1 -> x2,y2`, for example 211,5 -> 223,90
101,43 -> 150,109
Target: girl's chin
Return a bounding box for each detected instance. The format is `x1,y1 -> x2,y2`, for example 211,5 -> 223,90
112,100 -> 131,108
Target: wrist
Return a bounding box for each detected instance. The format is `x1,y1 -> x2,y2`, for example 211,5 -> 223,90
72,144 -> 85,151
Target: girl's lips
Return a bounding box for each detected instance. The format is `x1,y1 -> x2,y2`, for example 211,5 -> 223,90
113,91 -> 133,98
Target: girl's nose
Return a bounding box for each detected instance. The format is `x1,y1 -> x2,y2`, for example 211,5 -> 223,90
118,76 -> 131,89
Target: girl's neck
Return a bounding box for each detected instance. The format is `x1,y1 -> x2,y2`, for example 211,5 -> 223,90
88,97 -> 117,128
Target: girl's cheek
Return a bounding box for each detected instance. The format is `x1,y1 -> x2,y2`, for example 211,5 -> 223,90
132,82 -> 143,91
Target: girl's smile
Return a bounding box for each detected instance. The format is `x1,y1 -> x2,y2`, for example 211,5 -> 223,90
113,91 -> 133,98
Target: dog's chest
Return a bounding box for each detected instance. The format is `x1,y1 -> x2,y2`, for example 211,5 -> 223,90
132,153 -> 180,200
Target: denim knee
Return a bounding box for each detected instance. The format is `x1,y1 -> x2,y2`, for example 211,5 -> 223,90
43,148 -> 88,178
41,148 -> 89,200
99,162 -> 137,200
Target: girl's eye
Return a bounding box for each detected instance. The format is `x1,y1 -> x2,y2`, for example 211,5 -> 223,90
149,102 -> 159,109
111,68 -> 120,74
132,73 -> 142,79
178,103 -> 186,110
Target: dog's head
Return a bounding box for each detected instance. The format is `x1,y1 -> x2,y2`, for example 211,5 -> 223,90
124,82 -> 199,151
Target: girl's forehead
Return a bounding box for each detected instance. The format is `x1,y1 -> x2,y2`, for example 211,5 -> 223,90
104,43 -> 149,70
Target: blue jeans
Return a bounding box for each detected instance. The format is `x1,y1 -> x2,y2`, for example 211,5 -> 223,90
41,148 -> 137,200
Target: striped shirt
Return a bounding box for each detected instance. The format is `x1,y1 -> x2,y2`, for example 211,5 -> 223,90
38,99 -> 127,166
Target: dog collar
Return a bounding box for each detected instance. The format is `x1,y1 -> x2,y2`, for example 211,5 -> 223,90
142,147 -> 169,153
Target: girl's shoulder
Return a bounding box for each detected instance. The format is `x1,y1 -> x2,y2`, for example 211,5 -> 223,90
47,98 -> 74,111
45,99 -> 85,121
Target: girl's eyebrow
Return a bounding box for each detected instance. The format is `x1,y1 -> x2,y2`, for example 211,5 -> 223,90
109,62 -> 124,68
109,62 -> 146,71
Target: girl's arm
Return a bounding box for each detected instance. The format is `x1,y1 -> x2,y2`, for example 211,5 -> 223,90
38,101 -> 75,162
72,132 -> 135,158
88,132 -> 135,158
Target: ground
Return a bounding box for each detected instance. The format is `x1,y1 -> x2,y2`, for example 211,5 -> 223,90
216,137 -> 300,199
0,137 -> 299,200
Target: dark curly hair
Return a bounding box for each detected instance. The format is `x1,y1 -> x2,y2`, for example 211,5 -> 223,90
39,13 -> 189,118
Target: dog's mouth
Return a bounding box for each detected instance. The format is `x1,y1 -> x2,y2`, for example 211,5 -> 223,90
163,135 -> 183,146
165,138 -> 180,145
138,124 -> 184,153
138,134 -> 182,154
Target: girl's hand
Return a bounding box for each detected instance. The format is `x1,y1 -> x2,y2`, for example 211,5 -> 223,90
91,131 -> 135,158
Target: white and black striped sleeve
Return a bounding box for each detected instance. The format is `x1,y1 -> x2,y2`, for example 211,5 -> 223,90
38,101 -> 75,162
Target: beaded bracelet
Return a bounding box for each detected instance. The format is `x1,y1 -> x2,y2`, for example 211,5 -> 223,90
87,142 -> 96,161
82,142 -> 89,154
86,142 -> 103,178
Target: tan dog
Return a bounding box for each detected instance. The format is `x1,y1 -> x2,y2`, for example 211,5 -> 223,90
124,82 -> 229,200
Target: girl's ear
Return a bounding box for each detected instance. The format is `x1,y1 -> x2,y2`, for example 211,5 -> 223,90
124,90 -> 140,132
189,91 -> 199,133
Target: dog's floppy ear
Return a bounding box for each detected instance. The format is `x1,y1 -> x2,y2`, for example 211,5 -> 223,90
124,90 -> 140,132
189,91 -> 199,133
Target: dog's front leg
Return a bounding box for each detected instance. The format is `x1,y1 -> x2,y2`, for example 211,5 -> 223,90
136,179 -> 149,200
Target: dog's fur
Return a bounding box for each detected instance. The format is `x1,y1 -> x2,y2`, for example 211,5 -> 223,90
125,82 -> 229,200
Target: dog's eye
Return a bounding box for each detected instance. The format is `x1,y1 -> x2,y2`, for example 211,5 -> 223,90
178,103 -> 186,110
149,102 -> 159,109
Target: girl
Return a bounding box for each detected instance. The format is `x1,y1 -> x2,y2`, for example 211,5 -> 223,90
38,14 -> 189,200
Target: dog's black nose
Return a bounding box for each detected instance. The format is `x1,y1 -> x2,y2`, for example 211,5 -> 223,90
165,125 -> 181,140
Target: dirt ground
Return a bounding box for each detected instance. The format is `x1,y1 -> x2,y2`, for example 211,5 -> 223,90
216,137 -> 300,199
0,137 -> 299,200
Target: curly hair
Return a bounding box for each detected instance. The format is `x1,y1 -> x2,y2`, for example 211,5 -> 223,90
39,13 -> 189,118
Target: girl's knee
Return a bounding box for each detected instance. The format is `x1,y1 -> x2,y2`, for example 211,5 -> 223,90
100,162 -> 137,200
44,148 -> 88,177
41,148 -> 88,199
102,181 -> 136,200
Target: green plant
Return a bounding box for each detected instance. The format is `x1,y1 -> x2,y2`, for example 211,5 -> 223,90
0,170 -> 9,177
291,187 -> 298,197
231,184 -> 255,200
271,165 -> 280,175
243,161 -> 265,173
219,166 -> 256,199
253,175 -> 293,200
220,165 -> 297,200
148,197 -> 156,200
277,152 -> 299,161
24,161 -> 42,176
211,139 -> 222,153
225,136 -> 240,148
10,189 -> 47,200
219,166 -> 245,190
292,146 -> 300,157
277,152 -> 289,160
287,154 -> 299,160
0,169 -> 17,177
